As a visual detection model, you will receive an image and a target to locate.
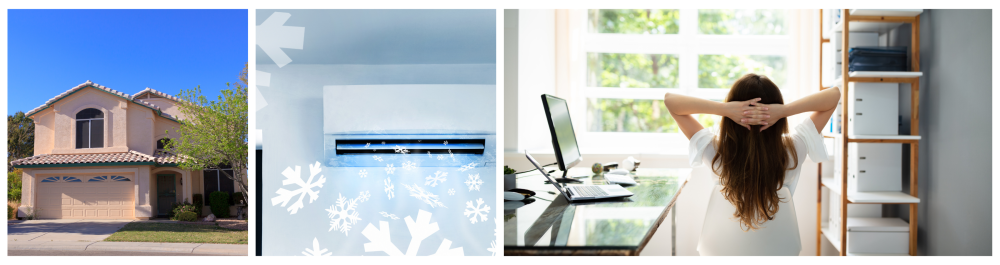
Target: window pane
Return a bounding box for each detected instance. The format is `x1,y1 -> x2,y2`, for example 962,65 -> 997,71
90,119 -> 103,148
699,114 -> 723,129
76,120 -> 87,148
588,9 -> 680,34
203,170 -> 218,206
698,9 -> 787,35
220,170 -> 236,194
586,98 -> 676,133
588,53 -> 679,88
698,55 -> 786,89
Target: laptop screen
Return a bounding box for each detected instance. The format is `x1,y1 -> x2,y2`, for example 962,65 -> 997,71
524,151 -> 571,201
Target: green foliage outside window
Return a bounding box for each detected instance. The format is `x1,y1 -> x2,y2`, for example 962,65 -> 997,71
698,9 -> 787,35
698,55 -> 786,89
588,9 -> 679,34
587,53 -> 679,88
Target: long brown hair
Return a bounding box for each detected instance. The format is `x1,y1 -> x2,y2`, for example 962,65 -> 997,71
711,73 -> 798,231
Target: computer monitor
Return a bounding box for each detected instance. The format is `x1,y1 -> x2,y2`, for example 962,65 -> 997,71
541,94 -> 585,182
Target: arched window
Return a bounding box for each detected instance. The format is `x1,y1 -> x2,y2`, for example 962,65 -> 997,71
157,138 -> 172,150
75,108 -> 104,149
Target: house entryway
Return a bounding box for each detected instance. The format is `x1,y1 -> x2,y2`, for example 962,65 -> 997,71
156,174 -> 177,217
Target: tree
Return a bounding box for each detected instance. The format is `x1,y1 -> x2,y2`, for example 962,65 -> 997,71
8,111 -> 34,170
165,63 -> 249,212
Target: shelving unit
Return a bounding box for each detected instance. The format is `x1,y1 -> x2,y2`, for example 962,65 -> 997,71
816,9 -> 923,256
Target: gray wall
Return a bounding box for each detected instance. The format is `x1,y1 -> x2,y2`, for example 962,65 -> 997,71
890,9 -> 991,256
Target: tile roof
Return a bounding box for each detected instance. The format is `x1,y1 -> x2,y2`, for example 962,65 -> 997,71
132,87 -> 183,102
24,81 -> 180,122
10,150 -> 184,167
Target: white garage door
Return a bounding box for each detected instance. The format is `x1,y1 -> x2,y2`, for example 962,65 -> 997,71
37,175 -> 135,219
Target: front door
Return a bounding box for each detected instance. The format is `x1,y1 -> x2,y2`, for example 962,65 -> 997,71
156,174 -> 176,217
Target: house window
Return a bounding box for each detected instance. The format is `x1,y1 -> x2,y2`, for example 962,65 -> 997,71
157,138 -> 172,150
203,167 -> 236,206
582,9 -> 788,134
75,108 -> 104,149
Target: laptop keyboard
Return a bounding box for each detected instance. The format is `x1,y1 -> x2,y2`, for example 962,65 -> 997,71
573,186 -> 609,197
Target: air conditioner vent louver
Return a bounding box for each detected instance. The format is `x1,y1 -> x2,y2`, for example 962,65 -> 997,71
335,139 -> 485,155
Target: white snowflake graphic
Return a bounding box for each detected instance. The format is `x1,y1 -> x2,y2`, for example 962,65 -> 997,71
358,169 -> 368,178
358,190 -> 371,202
373,155 -> 383,162
382,141 -> 386,145
402,161 -> 417,171
327,193 -> 361,236
384,177 -> 395,200
394,145 -> 410,155
302,237 -> 332,256
379,211 -> 400,220
362,209 -> 465,256
271,161 -> 326,214
365,142 -> 371,148
385,163 -> 395,175
443,140 -> 448,145
425,171 -> 448,187
427,151 -> 432,157
463,198 -> 491,224
257,12 -> 304,68
448,149 -> 456,161
465,173 -> 483,192
488,217 -> 499,256
403,183 -> 446,208
436,154 -> 445,160
459,162 -> 477,172
448,189 -> 456,195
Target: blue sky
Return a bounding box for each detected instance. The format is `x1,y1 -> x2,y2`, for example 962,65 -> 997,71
8,9 -> 248,114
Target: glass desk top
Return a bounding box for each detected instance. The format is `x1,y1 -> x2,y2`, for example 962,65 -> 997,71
503,167 -> 689,255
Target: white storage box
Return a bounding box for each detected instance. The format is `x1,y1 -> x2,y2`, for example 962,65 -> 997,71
846,217 -> 909,254
848,143 -> 902,192
848,82 -> 899,136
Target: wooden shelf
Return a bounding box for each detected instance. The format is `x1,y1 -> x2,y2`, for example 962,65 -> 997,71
848,71 -> 923,78
848,252 -> 911,256
850,9 -> 924,17
848,191 -> 921,204
846,134 -> 921,143
822,177 -> 921,204
818,9 -> 921,256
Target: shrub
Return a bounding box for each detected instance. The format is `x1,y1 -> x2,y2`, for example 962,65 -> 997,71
178,211 -> 197,222
209,191 -> 230,218
170,201 -> 198,220
8,170 -> 23,202
231,192 -> 244,205
192,194 -> 204,217
7,204 -> 13,220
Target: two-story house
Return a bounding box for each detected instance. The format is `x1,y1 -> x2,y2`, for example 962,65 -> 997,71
12,81 -> 243,220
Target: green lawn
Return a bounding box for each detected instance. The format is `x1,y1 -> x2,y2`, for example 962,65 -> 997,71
103,222 -> 248,245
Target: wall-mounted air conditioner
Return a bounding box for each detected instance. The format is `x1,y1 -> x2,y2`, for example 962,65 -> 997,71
323,84 -> 496,168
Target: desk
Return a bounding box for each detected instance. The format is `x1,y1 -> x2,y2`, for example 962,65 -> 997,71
503,167 -> 688,256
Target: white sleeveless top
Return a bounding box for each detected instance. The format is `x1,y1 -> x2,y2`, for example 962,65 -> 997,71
687,119 -> 829,256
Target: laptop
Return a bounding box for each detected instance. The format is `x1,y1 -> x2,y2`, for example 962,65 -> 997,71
525,151 -> 633,201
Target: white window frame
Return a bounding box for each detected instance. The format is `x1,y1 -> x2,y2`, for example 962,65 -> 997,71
75,109 -> 105,149
572,9 -> 789,154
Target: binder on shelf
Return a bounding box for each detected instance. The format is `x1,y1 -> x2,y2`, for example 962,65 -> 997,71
848,46 -> 908,72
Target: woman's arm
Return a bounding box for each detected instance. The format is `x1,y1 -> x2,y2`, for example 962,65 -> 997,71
755,87 -> 841,132
663,93 -> 763,139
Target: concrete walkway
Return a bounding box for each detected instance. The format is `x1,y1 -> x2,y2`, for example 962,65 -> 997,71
8,219 -> 247,256
8,241 -> 247,255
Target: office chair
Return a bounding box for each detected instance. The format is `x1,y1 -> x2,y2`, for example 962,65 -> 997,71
697,185 -> 801,256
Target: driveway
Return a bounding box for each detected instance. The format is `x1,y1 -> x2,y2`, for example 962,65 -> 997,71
8,220 -> 132,242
